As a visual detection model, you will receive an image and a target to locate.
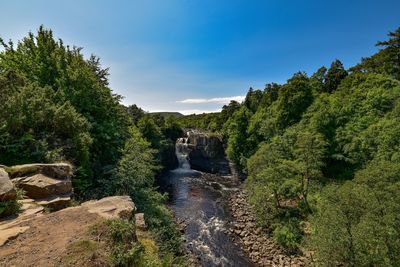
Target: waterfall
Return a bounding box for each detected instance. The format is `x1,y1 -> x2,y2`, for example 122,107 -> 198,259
175,137 -> 191,170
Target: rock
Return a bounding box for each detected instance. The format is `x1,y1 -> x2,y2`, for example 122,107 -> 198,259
184,130 -> 231,174
13,174 -> 72,199
0,226 -> 30,246
135,213 -> 146,230
36,194 -> 71,211
0,168 -> 16,201
82,196 -> 135,219
7,163 -> 72,179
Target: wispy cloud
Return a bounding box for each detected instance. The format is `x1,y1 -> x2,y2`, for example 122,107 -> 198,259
177,95 -> 245,104
150,109 -> 221,115
178,109 -> 222,115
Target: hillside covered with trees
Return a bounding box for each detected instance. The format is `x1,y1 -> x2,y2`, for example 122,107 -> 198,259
0,26 -> 186,265
178,27 -> 400,266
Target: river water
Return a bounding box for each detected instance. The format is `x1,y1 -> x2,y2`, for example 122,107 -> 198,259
160,138 -> 252,267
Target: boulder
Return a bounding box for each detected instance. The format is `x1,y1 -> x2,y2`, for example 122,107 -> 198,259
0,168 -> 16,201
82,196 -> 135,219
13,173 -> 72,199
7,163 -> 72,179
36,194 -> 71,211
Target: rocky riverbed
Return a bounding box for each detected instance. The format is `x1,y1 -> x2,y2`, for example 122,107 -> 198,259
227,191 -> 311,267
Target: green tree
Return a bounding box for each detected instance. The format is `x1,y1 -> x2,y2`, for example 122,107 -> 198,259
0,26 -> 130,193
225,106 -> 252,170
351,27 -> 400,80
311,161 -> 400,266
323,60 -> 348,93
293,131 -> 326,210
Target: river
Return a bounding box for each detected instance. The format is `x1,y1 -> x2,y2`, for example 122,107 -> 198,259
160,138 -> 253,267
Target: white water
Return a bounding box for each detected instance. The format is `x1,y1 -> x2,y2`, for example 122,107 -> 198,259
160,138 -> 252,267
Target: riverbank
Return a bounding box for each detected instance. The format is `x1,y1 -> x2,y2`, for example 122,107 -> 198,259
227,190 -> 311,267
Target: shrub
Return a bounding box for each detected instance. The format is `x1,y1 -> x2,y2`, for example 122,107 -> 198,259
0,188 -> 24,217
272,219 -> 303,250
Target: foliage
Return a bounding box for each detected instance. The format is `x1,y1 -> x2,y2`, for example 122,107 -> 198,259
351,27 -> 400,80
108,128 -> 185,262
311,161 -> 400,266
0,188 -> 24,217
0,26 -> 185,263
215,28 -> 400,260
0,26 -> 130,194
90,219 -> 144,267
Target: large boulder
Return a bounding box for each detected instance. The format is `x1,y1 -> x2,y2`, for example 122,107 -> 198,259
13,174 -> 72,199
82,196 -> 136,219
9,163 -> 73,211
7,163 -> 72,179
0,168 -> 16,201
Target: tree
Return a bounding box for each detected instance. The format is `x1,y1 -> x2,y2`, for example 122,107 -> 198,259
0,26 -> 131,193
225,106 -> 252,170
376,27 -> 400,80
351,27 -> 400,81
323,60 -> 348,93
137,116 -> 163,149
311,161 -> 400,266
293,131 -> 326,210
111,127 -> 158,196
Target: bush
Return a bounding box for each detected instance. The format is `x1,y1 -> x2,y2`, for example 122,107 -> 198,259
272,219 -> 303,250
0,188 -> 24,217
91,219 -> 144,266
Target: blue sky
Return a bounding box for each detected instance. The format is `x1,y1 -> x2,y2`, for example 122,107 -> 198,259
1,0 -> 399,114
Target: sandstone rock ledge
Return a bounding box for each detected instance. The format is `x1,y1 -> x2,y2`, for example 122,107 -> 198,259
0,195 -> 135,267
227,191 -> 311,267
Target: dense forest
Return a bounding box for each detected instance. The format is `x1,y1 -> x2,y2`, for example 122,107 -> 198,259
0,26 -> 185,265
178,28 -> 400,266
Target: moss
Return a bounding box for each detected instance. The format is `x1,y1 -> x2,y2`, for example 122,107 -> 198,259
5,165 -> 41,178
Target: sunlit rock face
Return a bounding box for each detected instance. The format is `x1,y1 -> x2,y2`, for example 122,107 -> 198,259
184,130 -> 230,175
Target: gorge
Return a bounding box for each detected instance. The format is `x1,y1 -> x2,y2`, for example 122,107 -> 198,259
160,133 -> 252,266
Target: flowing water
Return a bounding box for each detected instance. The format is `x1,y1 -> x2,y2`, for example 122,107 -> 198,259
160,138 -> 252,267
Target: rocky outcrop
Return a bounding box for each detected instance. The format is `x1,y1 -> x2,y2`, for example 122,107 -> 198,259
6,163 -> 72,179
185,130 -> 231,174
0,195 -> 136,266
228,191 -> 311,267
82,195 -> 135,219
13,174 -> 72,199
9,163 -> 73,210
0,168 -> 16,201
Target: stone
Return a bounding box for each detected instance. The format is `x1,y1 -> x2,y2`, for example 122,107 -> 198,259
184,130 -> 231,174
13,174 -> 72,199
135,213 -> 146,230
0,168 -> 16,201
0,226 -> 30,246
36,194 -> 71,211
7,163 -> 72,179
82,196 -> 135,219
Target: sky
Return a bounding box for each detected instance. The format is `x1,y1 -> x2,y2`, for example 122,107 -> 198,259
1,0 -> 399,114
